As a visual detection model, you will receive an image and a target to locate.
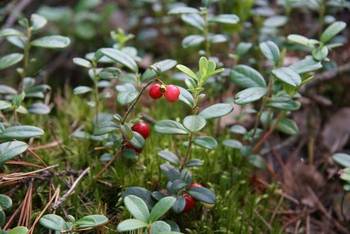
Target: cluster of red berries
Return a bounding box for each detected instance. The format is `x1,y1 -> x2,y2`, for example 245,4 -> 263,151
149,83 -> 180,102
183,183 -> 202,212
125,121 -> 151,153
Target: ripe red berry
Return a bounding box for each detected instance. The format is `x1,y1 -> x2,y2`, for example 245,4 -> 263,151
183,193 -> 196,212
149,83 -> 163,99
190,183 -> 203,189
164,85 -> 180,102
132,122 -> 150,139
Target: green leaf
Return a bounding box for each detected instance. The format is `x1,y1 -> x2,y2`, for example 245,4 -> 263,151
0,194 -> 12,209
8,226 -> 29,234
272,67 -> 301,87
0,126 -> 44,139
31,35 -> 70,48
264,15 -> 287,27
74,86 -> 92,95
149,196 -> 176,222
28,103 -> 51,115
234,87 -> 267,105
208,34 -> 227,44
333,153 -> 350,168
188,187 -> 216,204
30,14 -> 47,31
259,41 -> 280,65
178,86 -> 194,107
99,48 -> 138,72
182,35 -> 205,48
168,6 -> 199,14
320,21 -> 346,43
40,214 -> 66,231
235,42 -> 252,57
0,28 -> 23,37
176,65 -> 198,80
248,155 -> 266,169
181,14 -> 204,30
158,150 -> 180,165
0,141 -> 28,164
0,100 -> 12,110
155,120 -> 189,135
117,219 -> 147,232
0,208 -> 5,227
289,57 -> 322,74
209,14 -> 239,24
73,57 -> 92,68
124,195 -> 150,222
229,125 -> 247,134
287,34 -> 318,48
151,59 -> 177,73
223,139 -> 242,149
75,215 -> 108,228
230,65 -> 266,88
312,46 -> 329,61
199,103 -> 233,119
115,83 -> 139,105
277,118 -> 299,135
150,221 -> 171,234
194,136 -> 217,150
130,131 -> 145,149
267,96 -> 300,111
183,115 -> 206,132
0,53 -> 23,70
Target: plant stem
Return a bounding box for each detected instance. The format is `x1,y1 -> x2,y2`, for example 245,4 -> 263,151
202,8 -> 210,57
121,79 -> 155,124
23,27 -> 32,77
252,77 -> 274,138
92,61 -> 100,123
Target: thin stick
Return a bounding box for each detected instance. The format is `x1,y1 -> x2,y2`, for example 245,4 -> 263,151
52,167 -> 90,209
28,188 -> 60,234
94,150 -> 121,180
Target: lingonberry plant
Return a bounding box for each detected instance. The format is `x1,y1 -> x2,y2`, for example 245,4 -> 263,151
117,195 -> 181,233
122,57 -> 233,223
0,14 -> 71,165
168,3 -> 239,55
226,21 -> 346,168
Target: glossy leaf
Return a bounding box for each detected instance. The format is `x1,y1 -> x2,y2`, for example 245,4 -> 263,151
30,14 -> 47,30
272,67 -> 301,87
182,35 -> 205,48
230,65 -> 266,88
199,103 -> 233,119
149,196 -> 176,222
40,214 -> 66,231
31,35 -> 70,48
75,215 -> 108,228
0,53 -> 23,70
183,115 -> 206,132
99,48 -> 138,72
117,219 -> 147,232
0,126 -> 44,139
194,136 -> 217,150
155,120 -> 189,135
209,14 -> 239,24
259,41 -> 280,65
277,118 -> 299,135
333,153 -> 350,168
320,21 -> 346,43
188,187 -> 216,204
0,141 -> 28,164
124,195 -> 150,222
234,87 -> 267,105
181,14 -> 204,30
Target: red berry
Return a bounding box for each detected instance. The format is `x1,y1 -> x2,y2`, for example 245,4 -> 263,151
149,83 -> 163,99
183,193 -> 196,212
190,183 -> 203,189
132,122 -> 150,139
164,85 -> 180,102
